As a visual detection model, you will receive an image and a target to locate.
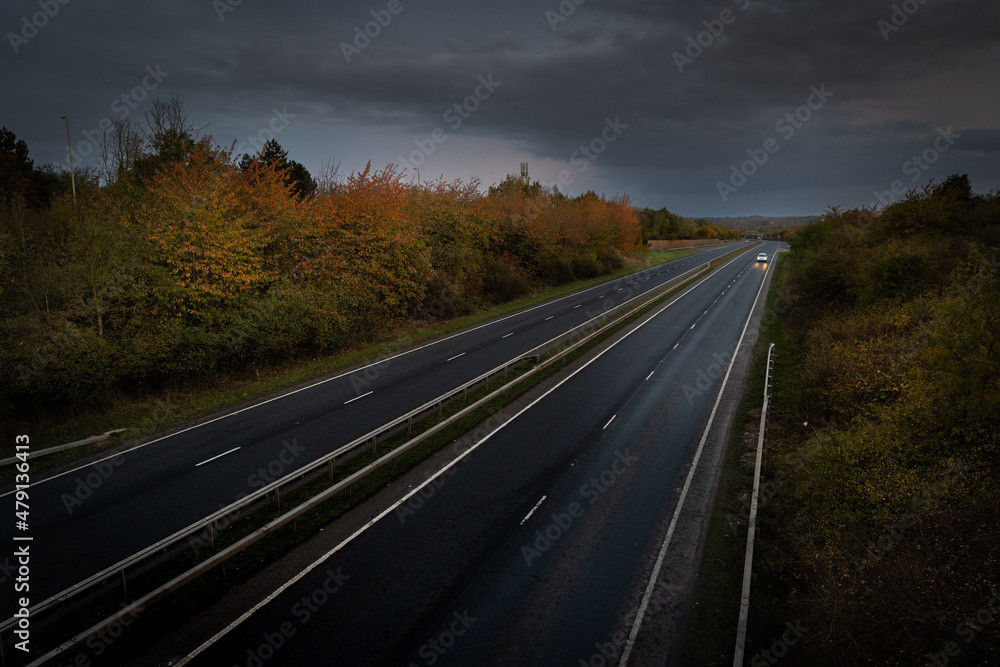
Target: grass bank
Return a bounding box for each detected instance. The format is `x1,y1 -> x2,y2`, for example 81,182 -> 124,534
2,248 -> 710,476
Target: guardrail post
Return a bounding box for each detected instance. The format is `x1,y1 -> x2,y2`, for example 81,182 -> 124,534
329,459 -> 334,480
120,570 -> 127,601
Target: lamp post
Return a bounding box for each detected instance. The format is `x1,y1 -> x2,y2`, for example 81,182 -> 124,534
59,116 -> 77,201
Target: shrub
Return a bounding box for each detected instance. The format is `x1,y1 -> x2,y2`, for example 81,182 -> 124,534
417,273 -> 474,321
482,259 -> 529,304
571,253 -> 602,280
598,249 -> 624,274
538,254 -> 575,285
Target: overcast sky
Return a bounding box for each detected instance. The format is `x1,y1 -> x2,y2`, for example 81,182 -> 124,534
3,0 -> 998,216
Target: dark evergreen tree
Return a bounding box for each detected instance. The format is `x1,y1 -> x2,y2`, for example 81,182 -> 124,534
240,139 -> 317,198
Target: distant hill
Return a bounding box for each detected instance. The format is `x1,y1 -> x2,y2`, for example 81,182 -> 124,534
695,215 -> 819,234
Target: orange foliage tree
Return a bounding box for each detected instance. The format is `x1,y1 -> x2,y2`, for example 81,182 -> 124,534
128,140 -> 305,314
308,164 -> 431,331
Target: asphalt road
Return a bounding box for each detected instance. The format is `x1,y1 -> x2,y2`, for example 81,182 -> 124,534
180,242 -> 780,667
0,243 -> 749,619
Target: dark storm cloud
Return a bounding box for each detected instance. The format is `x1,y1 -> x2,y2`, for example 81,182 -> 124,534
2,0 -> 998,215
956,129 -> 1000,156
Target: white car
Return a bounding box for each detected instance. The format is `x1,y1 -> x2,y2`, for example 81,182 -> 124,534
756,252 -> 768,262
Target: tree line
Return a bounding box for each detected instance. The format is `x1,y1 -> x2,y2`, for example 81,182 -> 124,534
751,174 -> 1000,665
1,99 -> 723,415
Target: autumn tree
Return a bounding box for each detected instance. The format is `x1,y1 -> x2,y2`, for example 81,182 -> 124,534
130,139 -> 302,313
308,163 -> 429,335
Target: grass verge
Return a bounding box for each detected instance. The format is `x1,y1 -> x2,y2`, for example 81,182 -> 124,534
2,249 -> 710,473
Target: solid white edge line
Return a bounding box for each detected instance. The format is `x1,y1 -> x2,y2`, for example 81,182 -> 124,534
13,255 -> 697,495
178,246 -> 754,666
618,253 -> 773,666
343,391 -> 373,405
194,447 -> 241,468
521,496 -> 547,525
